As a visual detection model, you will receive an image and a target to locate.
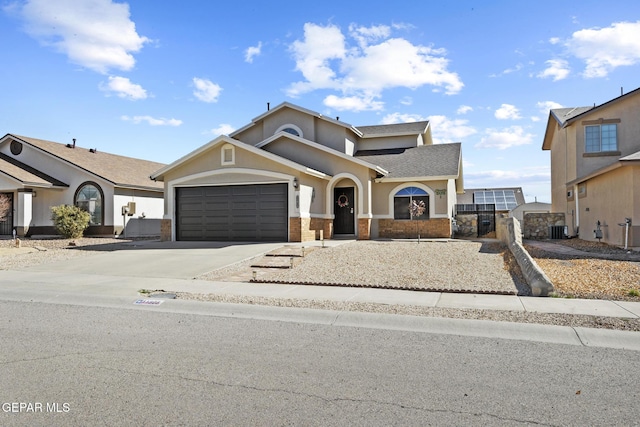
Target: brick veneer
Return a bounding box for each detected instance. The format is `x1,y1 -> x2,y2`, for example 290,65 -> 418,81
378,218 -> 451,239
160,219 -> 171,241
358,218 -> 371,240
290,217 -> 332,242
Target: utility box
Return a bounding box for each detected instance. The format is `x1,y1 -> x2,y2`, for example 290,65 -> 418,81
126,202 -> 136,216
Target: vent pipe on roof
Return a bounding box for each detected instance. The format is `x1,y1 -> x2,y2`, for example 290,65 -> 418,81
621,87 -> 624,96
72,138 -> 76,148
267,102 -> 270,111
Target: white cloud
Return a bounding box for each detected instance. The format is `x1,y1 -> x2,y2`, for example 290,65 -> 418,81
287,22 -> 463,110
549,37 -> 561,45
475,126 -> 534,150
209,124 -> 235,136
18,0 -> 149,74
495,104 -> 522,120
536,100 -> 563,115
457,105 -> 473,115
245,42 -> 262,63
324,94 -> 383,111
537,59 -> 570,81
192,77 -> 222,103
465,167 -> 550,187
121,115 -> 182,126
99,76 -> 147,100
399,97 -> 413,106
565,21 -> 640,78
382,112 -> 478,144
427,115 -> 477,144
381,112 -> 427,124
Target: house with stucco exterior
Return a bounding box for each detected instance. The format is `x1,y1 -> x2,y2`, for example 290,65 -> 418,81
0,134 -> 165,237
151,102 -> 464,242
542,87 -> 640,246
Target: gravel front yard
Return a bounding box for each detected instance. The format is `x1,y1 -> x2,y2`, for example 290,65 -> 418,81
2,236 -> 640,331
248,240 -> 526,295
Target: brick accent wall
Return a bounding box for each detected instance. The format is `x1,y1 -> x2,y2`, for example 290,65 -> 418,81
378,218 -> 451,239
160,219 -> 171,241
290,217 -> 331,242
358,218 -> 371,240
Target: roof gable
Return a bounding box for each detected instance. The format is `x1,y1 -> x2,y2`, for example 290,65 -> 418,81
150,135 -> 330,181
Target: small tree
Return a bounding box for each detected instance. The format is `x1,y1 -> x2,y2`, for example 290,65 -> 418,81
0,194 -> 10,222
51,205 -> 91,239
409,199 -> 426,242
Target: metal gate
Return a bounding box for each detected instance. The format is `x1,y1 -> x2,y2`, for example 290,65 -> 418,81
455,203 -> 496,237
0,193 -> 13,235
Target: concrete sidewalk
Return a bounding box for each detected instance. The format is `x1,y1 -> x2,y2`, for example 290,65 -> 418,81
1,269 -> 639,319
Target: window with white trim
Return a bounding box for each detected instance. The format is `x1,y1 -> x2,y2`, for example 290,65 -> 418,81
221,144 -> 235,165
393,187 -> 429,220
585,124 -> 617,153
275,124 -> 303,138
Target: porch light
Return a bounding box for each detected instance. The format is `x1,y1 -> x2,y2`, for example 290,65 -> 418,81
293,177 -> 299,189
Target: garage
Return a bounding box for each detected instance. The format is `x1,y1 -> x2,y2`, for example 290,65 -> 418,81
176,183 -> 288,241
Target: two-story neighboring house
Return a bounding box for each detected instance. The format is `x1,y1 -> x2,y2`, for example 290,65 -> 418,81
151,102 -> 464,242
542,87 -> 640,246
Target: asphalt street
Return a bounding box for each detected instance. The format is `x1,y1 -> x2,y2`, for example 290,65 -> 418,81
1,300 -> 639,426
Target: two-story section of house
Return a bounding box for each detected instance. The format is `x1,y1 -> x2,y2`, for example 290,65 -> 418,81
151,102 -> 464,242
542,87 -> 640,246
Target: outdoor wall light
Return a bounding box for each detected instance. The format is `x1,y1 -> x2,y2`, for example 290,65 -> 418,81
293,177 -> 299,189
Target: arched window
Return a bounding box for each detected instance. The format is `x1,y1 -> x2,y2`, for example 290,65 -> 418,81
75,182 -> 103,226
393,186 -> 429,220
275,124 -> 303,138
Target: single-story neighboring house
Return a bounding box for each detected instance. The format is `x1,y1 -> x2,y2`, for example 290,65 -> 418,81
510,201 -> 552,224
151,102 -> 464,242
0,134 -> 165,237
456,187 -> 525,214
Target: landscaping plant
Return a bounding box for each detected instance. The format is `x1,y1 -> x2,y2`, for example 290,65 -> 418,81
0,193 -> 10,222
409,199 -> 426,242
51,204 -> 91,239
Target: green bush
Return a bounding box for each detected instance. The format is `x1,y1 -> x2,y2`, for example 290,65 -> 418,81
51,205 -> 91,239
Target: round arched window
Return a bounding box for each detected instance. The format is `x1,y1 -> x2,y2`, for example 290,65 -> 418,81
75,183 -> 103,225
393,186 -> 429,220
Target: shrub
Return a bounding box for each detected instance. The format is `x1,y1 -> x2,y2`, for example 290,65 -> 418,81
51,205 -> 91,239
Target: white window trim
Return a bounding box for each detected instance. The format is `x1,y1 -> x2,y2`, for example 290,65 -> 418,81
221,143 -> 235,165
275,123 -> 303,138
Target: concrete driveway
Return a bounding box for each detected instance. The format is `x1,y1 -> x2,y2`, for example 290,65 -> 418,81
26,241 -> 288,279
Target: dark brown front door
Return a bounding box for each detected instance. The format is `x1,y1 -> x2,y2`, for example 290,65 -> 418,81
333,187 -> 355,235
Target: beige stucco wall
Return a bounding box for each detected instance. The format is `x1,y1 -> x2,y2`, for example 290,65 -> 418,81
575,95 -> 640,179
576,166 -> 639,245
356,134 -> 421,151
548,123 -> 577,214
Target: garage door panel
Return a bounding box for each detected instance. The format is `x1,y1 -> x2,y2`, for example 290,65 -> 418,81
176,184 -> 287,241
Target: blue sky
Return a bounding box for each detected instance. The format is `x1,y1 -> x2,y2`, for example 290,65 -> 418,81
1,0 -> 640,203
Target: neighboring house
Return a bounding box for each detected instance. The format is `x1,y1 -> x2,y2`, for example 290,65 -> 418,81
0,134 -> 165,237
151,102 -> 464,242
510,201 -> 551,224
456,187 -> 525,214
542,86 -> 640,246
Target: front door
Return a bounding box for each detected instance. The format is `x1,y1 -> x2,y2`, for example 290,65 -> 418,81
333,187 -> 355,235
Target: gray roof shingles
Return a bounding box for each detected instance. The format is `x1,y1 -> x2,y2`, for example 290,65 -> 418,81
356,121 -> 429,137
355,143 -> 461,178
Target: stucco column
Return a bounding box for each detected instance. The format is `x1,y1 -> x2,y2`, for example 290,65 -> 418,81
16,190 -> 33,237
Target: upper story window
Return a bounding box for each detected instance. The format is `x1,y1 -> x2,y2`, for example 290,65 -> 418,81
393,186 -> 429,220
585,123 -> 617,153
275,124 -> 303,138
